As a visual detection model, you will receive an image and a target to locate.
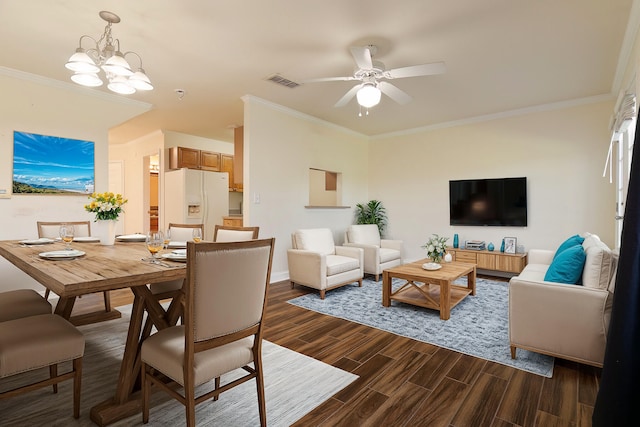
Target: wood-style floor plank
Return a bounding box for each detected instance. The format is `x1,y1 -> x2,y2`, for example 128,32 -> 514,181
80,277 -> 602,427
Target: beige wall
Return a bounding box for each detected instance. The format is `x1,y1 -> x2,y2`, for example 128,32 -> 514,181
369,100 -> 616,262
0,69 -> 150,292
243,97 -> 370,280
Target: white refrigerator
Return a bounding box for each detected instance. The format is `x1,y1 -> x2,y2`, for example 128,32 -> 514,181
163,168 -> 229,241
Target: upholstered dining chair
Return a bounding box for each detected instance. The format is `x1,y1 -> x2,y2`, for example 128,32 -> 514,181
166,222 -> 205,243
37,221 -> 112,310
0,289 -> 52,322
0,313 -> 85,419
343,224 -> 403,281
288,228 -> 364,299
141,238 -> 275,427
213,224 -> 260,242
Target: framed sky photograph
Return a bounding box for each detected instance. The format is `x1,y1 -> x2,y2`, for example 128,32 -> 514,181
13,131 -> 95,195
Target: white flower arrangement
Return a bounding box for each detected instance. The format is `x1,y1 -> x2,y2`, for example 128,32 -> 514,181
422,234 -> 449,263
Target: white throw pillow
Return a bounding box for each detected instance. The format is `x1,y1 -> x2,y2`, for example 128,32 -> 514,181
582,235 -> 616,290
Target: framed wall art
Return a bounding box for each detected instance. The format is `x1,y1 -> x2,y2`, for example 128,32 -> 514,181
12,131 -> 95,195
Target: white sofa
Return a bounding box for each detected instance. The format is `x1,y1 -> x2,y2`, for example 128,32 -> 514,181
343,224 -> 403,281
287,228 -> 364,299
508,233 -> 617,367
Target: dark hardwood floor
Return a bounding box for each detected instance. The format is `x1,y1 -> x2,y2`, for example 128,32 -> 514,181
73,276 -> 601,427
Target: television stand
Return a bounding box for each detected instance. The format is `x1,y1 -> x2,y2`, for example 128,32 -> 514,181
447,247 -> 527,274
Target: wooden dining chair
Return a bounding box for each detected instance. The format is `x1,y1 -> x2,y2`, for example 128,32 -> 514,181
141,238 -> 275,427
213,224 -> 259,242
36,221 -> 112,311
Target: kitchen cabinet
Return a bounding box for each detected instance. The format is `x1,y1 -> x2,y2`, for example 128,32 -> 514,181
233,127 -> 244,190
223,216 -> 243,227
221,154 -> 235,190
169,147 -> 221,171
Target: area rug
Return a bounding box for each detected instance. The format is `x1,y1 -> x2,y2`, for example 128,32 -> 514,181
0,306 -> 358,426
288,277 -> 554,377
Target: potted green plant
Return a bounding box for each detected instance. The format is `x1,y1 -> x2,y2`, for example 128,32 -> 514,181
355,200 -> 388,236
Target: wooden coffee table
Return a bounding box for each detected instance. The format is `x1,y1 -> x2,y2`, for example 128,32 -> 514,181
382,259 -> 476,320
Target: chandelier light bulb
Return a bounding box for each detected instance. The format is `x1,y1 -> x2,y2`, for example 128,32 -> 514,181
128,69 -> 153,91
356,84 -> 381,108
65,49 -> 100,73
71,72 -> 103,87
107,76 -> 136,94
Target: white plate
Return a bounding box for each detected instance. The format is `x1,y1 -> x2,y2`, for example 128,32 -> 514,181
167,241 -> 187,249
20,238 -> 55,245
172,249 -> 186,256
74,236 -> 100,243
39,250 -> 86,260
422,262 -> 442,271
116,234 -> 147,242
161,253 -> 187,262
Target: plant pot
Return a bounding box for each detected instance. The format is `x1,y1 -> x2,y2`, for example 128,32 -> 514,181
93,220 -> 117,245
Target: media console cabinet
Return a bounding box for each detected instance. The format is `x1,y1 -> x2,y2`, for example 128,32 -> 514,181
447,247 -> 527,274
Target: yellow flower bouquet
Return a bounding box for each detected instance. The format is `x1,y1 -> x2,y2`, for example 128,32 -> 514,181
84,192 -> 128,221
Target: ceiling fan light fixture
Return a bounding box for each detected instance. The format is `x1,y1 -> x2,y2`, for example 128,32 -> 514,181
357,84 -> 381,108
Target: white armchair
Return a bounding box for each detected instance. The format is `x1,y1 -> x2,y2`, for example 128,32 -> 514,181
343,224 -> 403,281
288,228 -> 363,299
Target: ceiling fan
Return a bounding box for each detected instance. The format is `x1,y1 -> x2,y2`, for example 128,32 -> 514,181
304,45 -> 446,108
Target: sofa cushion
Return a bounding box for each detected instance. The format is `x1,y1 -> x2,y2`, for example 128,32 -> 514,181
326,254 -> 360,276
348,224 -> 381,246
544,245 -> 586,284
553,234 -> 585,260
582,236 -> 616,290
294,228 -> 335,256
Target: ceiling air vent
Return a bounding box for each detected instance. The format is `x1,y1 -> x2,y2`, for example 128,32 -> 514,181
266,74 -> 300,88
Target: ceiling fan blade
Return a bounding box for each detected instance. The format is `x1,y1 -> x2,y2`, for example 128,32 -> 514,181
301,76 -> 357,83
334,84 -> 362,107
350,46 -> 373,70
378,81 -> 412,105
385,62 -> 447,79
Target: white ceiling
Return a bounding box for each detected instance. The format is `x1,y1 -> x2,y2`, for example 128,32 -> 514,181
0,0 -> 636,144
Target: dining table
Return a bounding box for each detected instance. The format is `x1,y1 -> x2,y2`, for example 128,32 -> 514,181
0,238 -> 187,426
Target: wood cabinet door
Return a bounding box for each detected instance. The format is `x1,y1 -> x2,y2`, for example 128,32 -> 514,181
171,147 -> 200,169
200,151 -> 221,171
477,253 -> 496,270
221,154 -> 234,189
496,255 -> 526,273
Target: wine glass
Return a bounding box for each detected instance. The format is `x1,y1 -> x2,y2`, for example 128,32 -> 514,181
192,228 -> 202,243
163,228 -> 171,249
59,224 -> 75,250
146,231 -> 164,262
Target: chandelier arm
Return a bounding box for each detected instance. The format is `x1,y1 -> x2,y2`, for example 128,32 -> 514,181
123,51 -> 143,68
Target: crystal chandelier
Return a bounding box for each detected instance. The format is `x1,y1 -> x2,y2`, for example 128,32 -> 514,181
65,11 -> 153,95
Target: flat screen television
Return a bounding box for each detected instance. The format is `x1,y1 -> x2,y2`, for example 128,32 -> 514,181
449,177 -> 527,227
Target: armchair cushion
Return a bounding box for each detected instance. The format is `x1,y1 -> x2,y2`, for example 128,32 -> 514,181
326,255 -> 360,276
380,248 -> 400,263
348,224 -> 381,246
293,228 -> 335,255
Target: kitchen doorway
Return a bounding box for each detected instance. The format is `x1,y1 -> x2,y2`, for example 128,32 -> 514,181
146,154 -> 160,232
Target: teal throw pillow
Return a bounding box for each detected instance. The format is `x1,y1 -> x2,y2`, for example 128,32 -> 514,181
544,245 -> 586,284
553,234 -> 585,260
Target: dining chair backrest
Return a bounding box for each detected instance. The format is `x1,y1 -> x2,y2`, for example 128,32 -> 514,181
37,221 -> 91,239
187,239 -> 273,341
167,223 -> 204,242
213,225 -> 259,242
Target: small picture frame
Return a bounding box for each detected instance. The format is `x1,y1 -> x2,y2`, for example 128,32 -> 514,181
504,237 -> 517,254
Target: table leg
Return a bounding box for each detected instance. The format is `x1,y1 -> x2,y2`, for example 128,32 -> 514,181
382,271 -> 391,307
440,280 -> 451,320
467,268 -> 476,296
89,286 -> 182,426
